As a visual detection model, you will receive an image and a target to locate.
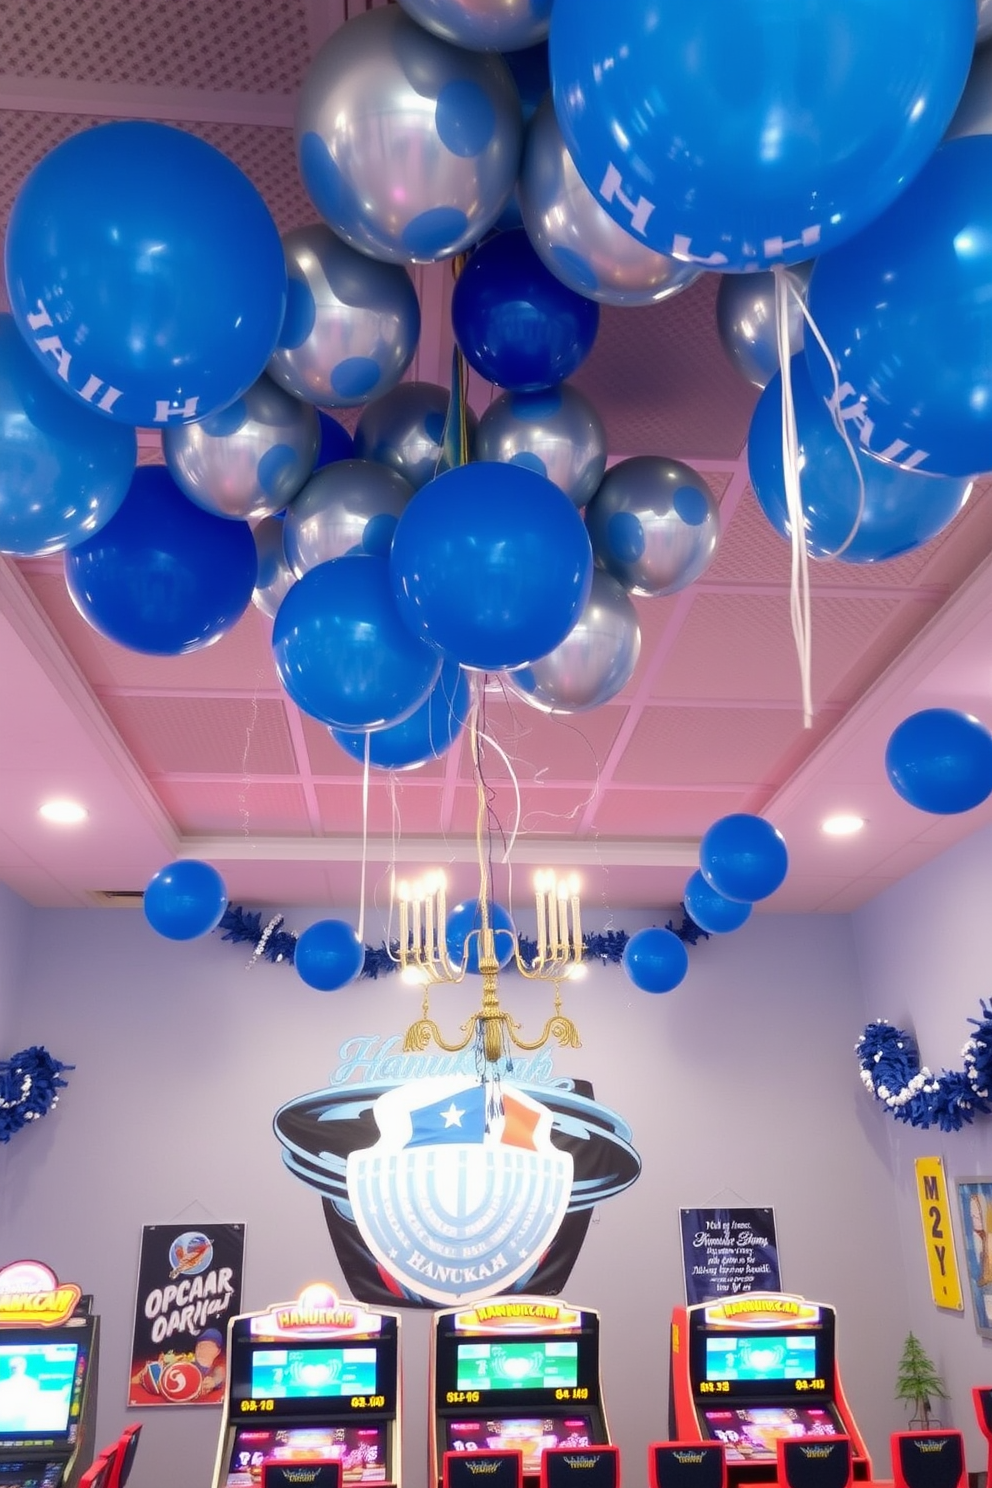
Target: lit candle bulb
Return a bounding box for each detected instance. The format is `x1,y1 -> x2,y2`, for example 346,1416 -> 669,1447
547,874 -> 560,958
398,881 -> 410,963
569,874 -> 581,961
535,871 -> 549,964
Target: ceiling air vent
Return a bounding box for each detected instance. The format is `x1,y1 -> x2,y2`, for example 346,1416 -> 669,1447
87,890 -> 145,908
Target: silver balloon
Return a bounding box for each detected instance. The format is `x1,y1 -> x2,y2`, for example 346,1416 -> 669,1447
946,37 -> 992,139
284,459 -> 414,577
296,7 -> 523,264
981,0 -> 992,42
716,261 -> 812,389
353,382 -> 478,490
504,570 -> 640,713
396,0 -> 551,52
476,384 -> 606,508
163,374 -> 318,521
519,97 -> 700,308
585,457 -> 720,598
252,516 -> 296,621
267,224 -> 421,408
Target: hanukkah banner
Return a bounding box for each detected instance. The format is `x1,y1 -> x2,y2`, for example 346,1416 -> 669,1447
679,1207 -> 780,1304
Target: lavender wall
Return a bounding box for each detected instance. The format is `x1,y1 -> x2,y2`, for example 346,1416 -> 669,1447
0,881 -> 28,1049
852,817 -> 992,1468
0,905 -> 907,1488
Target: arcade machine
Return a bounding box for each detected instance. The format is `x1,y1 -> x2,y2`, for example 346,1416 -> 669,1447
669,1293 -> 872,1482
0,1261 -> 99,1488
430,1296 -> 611,1486
211,1282 -> 401,1488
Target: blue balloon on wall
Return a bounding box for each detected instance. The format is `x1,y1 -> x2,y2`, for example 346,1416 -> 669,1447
144,860 -> 227,942
331,661 -> 471,771
0,314 -> 136,555
273,553 -> 441,729
700,814 -> 788,904
622,927 -> 688,994
452,230 -> 599,391
683,871 -> 752,935
390,461 -> 593,670
64,466 -> 258,655
549,0 -> 975,272
885,709 -> 992,815
446,899 -> 517,975
4,122 -> 287,427
295,918 -> 365,991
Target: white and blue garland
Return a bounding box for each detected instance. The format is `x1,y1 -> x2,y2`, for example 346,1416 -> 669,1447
856,1006 -> 992,1132
0,1046 -> 72,1144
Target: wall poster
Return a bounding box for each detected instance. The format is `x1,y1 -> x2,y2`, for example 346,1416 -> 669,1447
679,1207 -> 780,1305
128,1223 -> 244,1406
956,1179 -> 992,1338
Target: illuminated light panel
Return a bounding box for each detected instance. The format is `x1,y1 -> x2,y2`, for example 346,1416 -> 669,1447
38,799 -> 88,825
821,813 -> 865,837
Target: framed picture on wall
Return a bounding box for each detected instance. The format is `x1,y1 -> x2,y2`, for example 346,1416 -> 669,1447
955,1180 -> 992,1338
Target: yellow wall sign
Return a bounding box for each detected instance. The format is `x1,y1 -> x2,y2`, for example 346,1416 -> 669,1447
915,1158 -> 964,1311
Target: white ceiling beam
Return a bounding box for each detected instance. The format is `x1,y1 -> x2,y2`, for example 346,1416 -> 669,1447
176,835 -> 701,868
0,75 -> 294,128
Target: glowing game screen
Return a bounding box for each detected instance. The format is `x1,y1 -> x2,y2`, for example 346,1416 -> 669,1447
704,1335 -> 817,1383
455,1343 -> 579,1393
225,1425 -> 386,1486
250,1348 -> 377,1400
446,1416 -> 593,1476
0,1343 -> 79,1436
703,1407 -> 838,1462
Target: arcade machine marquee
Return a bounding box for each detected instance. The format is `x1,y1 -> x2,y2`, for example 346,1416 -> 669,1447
670,1293 -> 871,1482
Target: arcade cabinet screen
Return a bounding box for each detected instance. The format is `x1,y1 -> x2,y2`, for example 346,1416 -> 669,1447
455,1343 -> 579,1392
704,1335 -> 817,1383
446,1416 -> 592,1476
250,1348 -> 377,1400
0,1342 -> 79,1436
703,1407 -> 838,1462
226,1425 -> 386,1487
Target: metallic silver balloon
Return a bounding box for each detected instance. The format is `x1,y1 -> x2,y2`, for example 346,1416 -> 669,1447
716,261 -> 812,389
519,97 -> 701,308
946,37 -> 992,139
267,224 -> 421,408
981,0 -> 992,42
353,382 -> 478,490
476,384 -> 606,508
585,457 -> 720,598
284,459 -> 414,577
504,570 -> 640,713
252,516 -> 296,620
295,7 -> 523,264
396,0 -> 551,52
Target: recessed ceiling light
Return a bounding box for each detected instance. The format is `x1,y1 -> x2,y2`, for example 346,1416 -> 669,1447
38,799 -> 88,826
821,813 -> 865,837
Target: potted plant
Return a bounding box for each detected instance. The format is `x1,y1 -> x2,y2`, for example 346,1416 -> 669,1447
895,1332 -> 948,1428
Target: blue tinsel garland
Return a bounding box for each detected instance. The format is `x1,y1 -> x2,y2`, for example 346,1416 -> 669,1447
218,904 -> 706,974
0,1046 -> 73,1144
856,1005 -> 992,1132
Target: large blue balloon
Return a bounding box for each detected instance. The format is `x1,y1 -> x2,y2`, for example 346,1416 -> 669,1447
0,315 -> 135,555
4,122 -> 286,427
295,918 -> 365,991
622,927 -> 688,994
749,357 -> 973,562
64,466 -> 258,655
446,899 -> 516,975
700,814 -> 788,904
273,553 -> 441,729
683,871 -> 752,936
549,0 -> 974,273
885,709 -> 992,814
143,860 -> 227,942
390,461 -> 593,670
807,137 -> 992,478
452,230 -> 599,391
331,661 -> 471,771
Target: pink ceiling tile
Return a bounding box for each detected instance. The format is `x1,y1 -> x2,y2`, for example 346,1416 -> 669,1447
822,598 -> 942,708
476,699 -> 625,783
517,785 -> 603,836
315,779 -> 448,834
613,705 -> 801,787
102,695 -> 299,775
155,779 -> 311,834
591,788 -> 748,837
297,712 -> 457,781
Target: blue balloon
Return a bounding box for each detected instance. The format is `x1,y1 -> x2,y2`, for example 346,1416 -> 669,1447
391,461 -> 593,670
316,411 -> 354,468
446,900 -> 517,975
0,315 -> 136,555
452,230 -> 599,391
700,814 -> 788,904
549,0 -> 974,273
143,860 -> 227,942
273,553 -> 441,729
295,918 -> 365,991
64,466 -> 258,655
748,357 -> 973,562
622,927 -> 688,994
885,709 -> 992,815
4,122 -> 287,427
807,137 -> 992,478
683,871 -> 752,936
331,661 -> 471,771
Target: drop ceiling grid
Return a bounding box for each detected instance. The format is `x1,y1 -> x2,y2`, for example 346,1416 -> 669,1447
591,786 -> 749,838
101,694 -> 298,776
155,778 -> 312,834
612,705 -> 803,788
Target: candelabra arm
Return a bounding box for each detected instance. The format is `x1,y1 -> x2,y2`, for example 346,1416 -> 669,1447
402,1018 -> 478,1055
